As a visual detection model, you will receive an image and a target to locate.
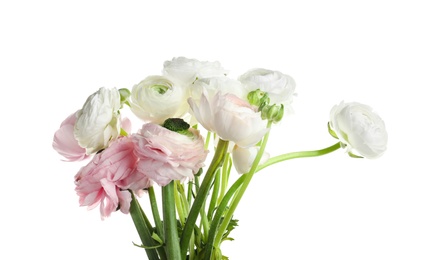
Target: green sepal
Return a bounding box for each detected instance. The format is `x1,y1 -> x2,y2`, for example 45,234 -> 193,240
119,88 -> 131,107
348,152 -> 364,158
327,122 -> 338,139
120,128 -> 128,137
247,89 -> 270,107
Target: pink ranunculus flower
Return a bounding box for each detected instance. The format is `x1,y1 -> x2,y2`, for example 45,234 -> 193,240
53,111 -> 89,162
132,123 -> 208,186
188,92 -> 269,148
74,136 -> 151,219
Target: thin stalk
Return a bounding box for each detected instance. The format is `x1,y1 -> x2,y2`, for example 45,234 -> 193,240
256,142 -> 342,172
203,174 -> 247,259
207,169 -> 221,220
179,139 -> 229,257
187,181 -> 193,206
174,183 -> 186,226
148,186 -> 164,240
217,152 -> 231,204
213,121 -> 273,250
162,181 -> 182,260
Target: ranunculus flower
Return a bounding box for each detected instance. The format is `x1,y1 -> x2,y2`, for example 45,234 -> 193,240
329,101 -> 388,159
74,87 -> 121,154
132,123 -> 208,186
191,77 -> 246,102
232,146 -> 270,174
130,75 -> 187,124
74,137 -> 151,219
53,111 -> 89,161
239,68 -> 296,109
188,92 -> 269,148
162,56 -> 228,86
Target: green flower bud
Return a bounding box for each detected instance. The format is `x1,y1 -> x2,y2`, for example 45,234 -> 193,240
247,89 -> 270,108
261,104 -> 284,123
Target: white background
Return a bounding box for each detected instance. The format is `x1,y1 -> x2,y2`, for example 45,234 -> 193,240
1,1 -> 436,259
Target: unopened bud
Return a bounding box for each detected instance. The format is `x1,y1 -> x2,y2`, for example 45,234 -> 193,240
247,89 -> 270,108
261,104 -> 284,123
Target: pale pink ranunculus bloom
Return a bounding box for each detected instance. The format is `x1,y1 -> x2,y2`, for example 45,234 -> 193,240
132,123 -> 208,186
188,92 -> 269,148
74,136 -> 151,219
53,111 -> 89,162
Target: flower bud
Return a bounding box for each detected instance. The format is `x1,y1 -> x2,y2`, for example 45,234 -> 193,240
247,89 -> 270,108
261,104 -> 284,123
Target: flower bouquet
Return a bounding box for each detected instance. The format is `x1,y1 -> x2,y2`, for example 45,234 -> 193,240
53,57 -> 388,259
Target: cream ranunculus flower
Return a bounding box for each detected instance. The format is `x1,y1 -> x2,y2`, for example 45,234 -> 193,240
74,87 -> 121,154
239,68 -> 296,109
191,77 -> 246,102
232,146 -> 270,174
188,91 -> 269,148
329,101 -> 388,159
162,57 -> 228,86
130,75 -> 187,123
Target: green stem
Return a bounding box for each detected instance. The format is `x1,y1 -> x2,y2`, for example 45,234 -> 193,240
218,152 -> 231,204
213,121 -> 273,250
129,191 -> 160,260
207,169 -> 221,220
148,187 -> 164,241
174,182 -> 186,226
180,139 -> 229,257
187,180 -> 193,206
256,142 -> 342,172
162,181 -> 182,260
204,174 -> 247,259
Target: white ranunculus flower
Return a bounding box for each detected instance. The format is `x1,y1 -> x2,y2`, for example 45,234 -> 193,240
162,57 -> 228,86
239,68 -> 296,109
74,87 -> 121,154
232,146 -> 270,174
329,101 -> 388,159
188,92 -> 269,148
130,75 -> 187,124
191,77 -> 246,102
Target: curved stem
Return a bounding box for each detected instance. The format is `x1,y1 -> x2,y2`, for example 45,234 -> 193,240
213,121 -> 273,250
207,169 -> 221,221
203,174 -> 246,259
256,142 -> 341,172
179,139 -> 229,257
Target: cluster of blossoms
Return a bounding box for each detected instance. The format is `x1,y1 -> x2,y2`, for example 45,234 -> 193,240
53,57 -> 388,259
52,57 -> 298,218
